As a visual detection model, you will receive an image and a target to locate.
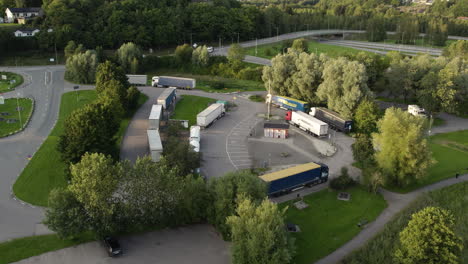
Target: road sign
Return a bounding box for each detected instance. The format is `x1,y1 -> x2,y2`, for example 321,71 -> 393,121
0,96 -> 4,105
50,58 -> 55,62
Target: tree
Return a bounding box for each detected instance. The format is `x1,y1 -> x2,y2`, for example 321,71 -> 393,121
64,40 -> 77,59
58,102 -> 119,164
317,57 -> 372,119
117,42 -> 142,73
97,78 -> 127,114
162,136 -> 201,177
227,43 -> 246,64
207,170 -> 267,239
426,19 -> 448,47
43,188 -> 88,238
443,40 -> 468,60
366,16 -> 387,42
64,50 -> 97,84
227,197 -> 294,264
174,44 -> 193,65
192,45 -> 209,66
372,108 -> 433,187
354,99 -> 380,135
69,153 -> 122,235
291,38 -> 308,53
395,207 -> 463,264
435,57 -> 468,115
95,61 -> 129,94
352,135 -> 375,167
395,16 -> 419,45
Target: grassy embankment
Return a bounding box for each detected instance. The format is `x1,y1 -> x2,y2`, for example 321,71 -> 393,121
172,95 -> 216,126
13,90 -> 148,206
0,71 -> 24,93
342,181 -> 468,264
0,98 -> 33,137
280,186 -> 387,264
245,40 -> 369,59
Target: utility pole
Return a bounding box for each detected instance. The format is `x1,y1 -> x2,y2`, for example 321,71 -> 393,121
237,32 -> 240,44
276,27 -> 279,41
219,36 -> 221,49
267,82 -> 272,121
255,38 -> 258,56
54,42 -> 58,65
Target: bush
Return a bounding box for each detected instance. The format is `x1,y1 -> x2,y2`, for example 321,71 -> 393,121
329,167 -> 355,190
265,48 -> 273,57
237,67 -> 262,81
126,86 -> 141,110
211,81 -> 225,90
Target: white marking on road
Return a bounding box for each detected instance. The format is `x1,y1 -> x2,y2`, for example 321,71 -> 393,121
226,114 -> 256,170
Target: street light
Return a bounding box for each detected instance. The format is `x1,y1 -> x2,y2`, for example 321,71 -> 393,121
74,85 -> 79,102
276,27 -> 279,41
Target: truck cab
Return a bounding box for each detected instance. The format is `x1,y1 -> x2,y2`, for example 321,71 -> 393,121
320,165 -> 329,182
285,110 -> 292,121
151,76 -> 159,87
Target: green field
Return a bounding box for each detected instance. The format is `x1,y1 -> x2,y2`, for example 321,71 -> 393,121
246,40 -> 369,59
0,71 -> 24,93
388,130 -> 468,193
0,98 -> 33,137
0,232 -> 95,264
280,187 -> 387,263
13,91 -> 147,206
172,95 -> 216,126
0,51 -> 65,66
147,70 -> 265,93
342,182 -> 468,264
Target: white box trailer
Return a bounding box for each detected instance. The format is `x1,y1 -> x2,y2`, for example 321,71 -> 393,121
190,140 -> 200,152
147,130 -> 163,162
289,111 -> 328,137
190,126 -> 201,142
152,76 -> 196,89
408,105 -> 427,117
149,104 -> 163,130
197,103 -> 225,128
126,74 -> 147,86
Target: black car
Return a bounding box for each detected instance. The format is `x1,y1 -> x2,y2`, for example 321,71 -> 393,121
103,237 -> 122,257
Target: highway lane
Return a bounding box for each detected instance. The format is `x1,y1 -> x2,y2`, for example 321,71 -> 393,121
0,66 -> 67,241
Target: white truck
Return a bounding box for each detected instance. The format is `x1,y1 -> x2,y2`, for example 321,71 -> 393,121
197,103 -> 225,128
147,130 -> 163,162
190,126 -> 201,142
190,140 -> 200,152
288,111 -> 328,137
149,104 -> 163,130
151,76 -> 196,89
126,74 -> 147,86
408,105 -> 427,117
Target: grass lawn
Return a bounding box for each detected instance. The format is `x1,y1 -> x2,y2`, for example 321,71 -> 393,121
387,130 -> 468,193
146,70 -> 265,93
13,90 -> 147,206
280,186 -> 387,263
0,51 -> 65,66
0,71 -> 24,93
0,98 -> 33,137
0,232 -> 95,264
245,40 -> 370,59
172,95 -> 216,126
342,182 -> 468,264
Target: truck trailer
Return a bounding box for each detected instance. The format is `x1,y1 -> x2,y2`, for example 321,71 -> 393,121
408,105 -> 427,117
285,110 -> 328,137
189,140 -> 200,152
148,104 -> 163,130
259,162 -> 329,196
197,103 -> 225,128
151,76 -> 196,89
126,74 -> 147,86
190,125 -> 201,142
157,88 -> 177,110
309,107 -> 353,133
147,130 -> 163,162
266,95 -> 310,112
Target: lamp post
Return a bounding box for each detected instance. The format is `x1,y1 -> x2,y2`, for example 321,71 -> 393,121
276,27 -> 279,41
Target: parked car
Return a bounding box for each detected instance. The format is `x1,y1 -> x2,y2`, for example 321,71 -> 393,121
103,237 -> 122,257
207,46 -> 214,53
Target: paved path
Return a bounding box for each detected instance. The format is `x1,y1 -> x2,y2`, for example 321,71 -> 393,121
320,40 -> 442,56
14,224 -> 230,264
315,174 -> 468,264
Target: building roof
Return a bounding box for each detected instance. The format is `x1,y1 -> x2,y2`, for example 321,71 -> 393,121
259,162 -> 321,182
7,7 -> 42,13
264,123 -> 289,129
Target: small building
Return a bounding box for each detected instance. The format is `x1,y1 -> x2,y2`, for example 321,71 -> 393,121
5,7 -> 43,23
264,123 -> 289,139
14,28 -> 40,37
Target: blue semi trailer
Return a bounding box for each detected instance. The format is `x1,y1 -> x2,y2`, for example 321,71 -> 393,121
268,95 -> 310,112
157,87 -> 177,110
259,162 -> 328,196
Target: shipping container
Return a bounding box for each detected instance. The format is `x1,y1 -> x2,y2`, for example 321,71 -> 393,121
259,162 -> 329,196
148,104 -> 163,130
157,87 -> 177,110
197,103 -> 225,128
147,130 -> 163,162
309,107 -> 353,133
285,111 -> 328,137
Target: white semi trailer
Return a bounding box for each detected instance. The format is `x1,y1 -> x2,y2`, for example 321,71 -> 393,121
152,76 -> 196,89
190,126 -> 201,142
149,104 -> 163,130
190,140 -> 200,152
408,105 -> 427,117
126,74 -> 147,86
287,111 -> 328,137
147,130 -> 163,162
196,103 -> 225,128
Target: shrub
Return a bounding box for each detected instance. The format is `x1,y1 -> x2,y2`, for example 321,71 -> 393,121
237,67 -> 262,81
265,48 -> 273,57
126,86 -> 141,110
211,81 -> 225,90
329,167 -> 355,190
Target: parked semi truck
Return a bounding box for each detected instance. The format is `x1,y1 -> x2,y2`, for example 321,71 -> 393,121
126,74 -> 147,86
157,88 -> 177,110
189,140 -> 200,152
259,162 -> 329,196
197,103 -> 225,128
266,94 -> 310,112
309,107 -> 353,133
148,104 -> 163,130
285,110 -> 328,137
190,125 -> 201,142
147,130 -> 163,162
151,76 -> 196,89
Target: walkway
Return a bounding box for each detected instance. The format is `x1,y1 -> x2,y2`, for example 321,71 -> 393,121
315,174 -> 468,264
